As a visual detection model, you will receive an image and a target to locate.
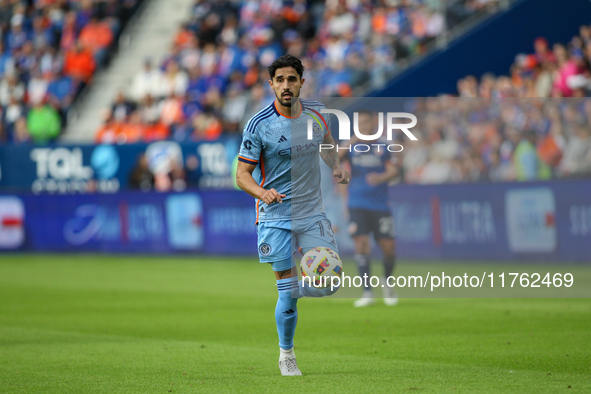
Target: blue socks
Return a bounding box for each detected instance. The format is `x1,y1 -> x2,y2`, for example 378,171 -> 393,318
275,276 -> 342,349
276,278 -> 299,350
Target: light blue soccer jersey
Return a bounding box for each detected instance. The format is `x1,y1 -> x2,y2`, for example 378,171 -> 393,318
238,99 -> 331,223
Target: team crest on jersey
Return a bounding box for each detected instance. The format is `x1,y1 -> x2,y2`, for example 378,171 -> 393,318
312,123 -> 321,136
259,243 -> 272,256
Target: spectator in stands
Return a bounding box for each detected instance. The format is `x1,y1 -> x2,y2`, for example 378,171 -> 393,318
553,44 -> 584,97
420,151 -> 454,184
63,41 -> 96,85
513,130 -> 552,181
157,60 -> 188,98
222,84 -> 247,133
12,117 -> 31,145
15,40 -> 37,79
143,121 -> 170,142
0,1 -> 12,33
160,92 -> 184,127
6,15 -> 29,52
560,123 -> 591,177
78,17 -> 114,65
27,101 -> 62,144
130,58 -> 163,102
95,109 -> 123,144
0,72 -> 25,107
111,91 -> 135,122
47,70 -> 79,118
28,68 -> 49,106
191,110 -> 222,141
0,42 -> 13,75
174,22 -> 194,49
32,15 -> 55,50
60,11 -> 78,53
533,37 -> 556,65
488,150 -> 513,182
139,94 -> 161,124
5,95 -> 24,134
118,112 -> 143,143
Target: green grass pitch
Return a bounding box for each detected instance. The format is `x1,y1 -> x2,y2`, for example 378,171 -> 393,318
0,255 -> 589,393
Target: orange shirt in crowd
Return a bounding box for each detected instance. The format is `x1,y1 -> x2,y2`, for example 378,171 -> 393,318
205,123 -> 222,140
538,135 -> 563,167
174,30 -> 193,48
281,7 -> 303,24
193,116 -> 222,141
95,121 -> 123,144
119,121 -> 144,143
371,11 -> 387,34
63,48 -> 96,83
143,122 -> 170,142
95,120 -> 142,144
79,22 -> 114,53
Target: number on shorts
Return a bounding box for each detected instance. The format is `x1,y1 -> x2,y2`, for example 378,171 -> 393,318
379,217 -> 395,237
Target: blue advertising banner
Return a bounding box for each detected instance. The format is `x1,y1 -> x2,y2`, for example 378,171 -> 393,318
388,180 -> 591,262
0,137 -> 241,193
0,180 -> 590,262
0,190 -> 257,255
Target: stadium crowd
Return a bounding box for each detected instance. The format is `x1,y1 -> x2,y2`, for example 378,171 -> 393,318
399,24 -> 591,184
399,96 -> 591,184
6,0 -> 584,185
0,0 -> 142,144
95,0 -> 501,144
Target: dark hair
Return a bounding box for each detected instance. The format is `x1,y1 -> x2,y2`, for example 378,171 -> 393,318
268,54 -> 304,80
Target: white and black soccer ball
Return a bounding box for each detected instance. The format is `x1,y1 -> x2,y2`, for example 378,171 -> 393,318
300,247 -> 343,288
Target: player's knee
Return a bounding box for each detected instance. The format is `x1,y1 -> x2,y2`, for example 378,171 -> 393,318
354,236 -> 370,249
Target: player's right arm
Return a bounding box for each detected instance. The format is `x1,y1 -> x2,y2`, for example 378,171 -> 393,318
236,119 -> 285,204
236,161 -> 285,204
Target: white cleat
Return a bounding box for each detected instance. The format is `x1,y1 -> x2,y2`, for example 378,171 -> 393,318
353,290 -> 375,307
383,286 -> 399,306
279,357 -> 302,376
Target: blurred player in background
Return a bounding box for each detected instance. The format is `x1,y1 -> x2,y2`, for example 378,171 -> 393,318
235,55 -> 350,376
339,111 -> 399,307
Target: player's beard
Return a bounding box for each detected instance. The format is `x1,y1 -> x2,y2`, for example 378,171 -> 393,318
276,90 -> 300,108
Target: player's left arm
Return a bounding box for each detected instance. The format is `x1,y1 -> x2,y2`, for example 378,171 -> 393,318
366,159 -> 399,186
322,132 -> 350,184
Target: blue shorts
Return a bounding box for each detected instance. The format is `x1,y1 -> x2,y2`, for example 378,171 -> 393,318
257,214 -> 339,272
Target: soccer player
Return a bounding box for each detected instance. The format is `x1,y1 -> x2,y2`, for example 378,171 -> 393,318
339,110 -> 399,307
235,55 -> 350,376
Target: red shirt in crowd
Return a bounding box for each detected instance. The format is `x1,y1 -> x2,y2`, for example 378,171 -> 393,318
63,47 -> 96,83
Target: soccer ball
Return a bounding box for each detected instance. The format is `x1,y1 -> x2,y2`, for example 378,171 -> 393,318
300,247 -> 343,288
